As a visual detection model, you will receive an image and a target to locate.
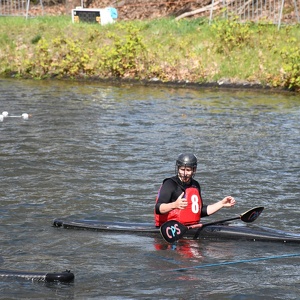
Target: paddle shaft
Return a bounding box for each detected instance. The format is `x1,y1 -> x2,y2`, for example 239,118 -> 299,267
193,216 -> 240,229
160,206 -> 264,243
193,206 -> 264,239
192,216 -> 240,239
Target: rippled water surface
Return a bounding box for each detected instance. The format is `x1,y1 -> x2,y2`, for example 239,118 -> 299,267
1,79 -> 300,299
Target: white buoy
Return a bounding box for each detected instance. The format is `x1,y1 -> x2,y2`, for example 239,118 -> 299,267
1,111 -> 31,121
21,113 -> 29,120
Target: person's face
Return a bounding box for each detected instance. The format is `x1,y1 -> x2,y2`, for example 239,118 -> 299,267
178,166 -> 194,183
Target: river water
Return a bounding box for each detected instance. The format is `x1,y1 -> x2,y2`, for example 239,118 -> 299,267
0,78 -> 299,299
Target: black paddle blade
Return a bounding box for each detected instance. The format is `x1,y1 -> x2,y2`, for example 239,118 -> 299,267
240,206 -> 264,223
160,220 -> 188,243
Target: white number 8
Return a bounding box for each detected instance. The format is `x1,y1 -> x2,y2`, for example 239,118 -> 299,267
191,195 -> 199,213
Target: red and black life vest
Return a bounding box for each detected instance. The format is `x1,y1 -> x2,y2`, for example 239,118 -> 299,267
155,186 -> 202,227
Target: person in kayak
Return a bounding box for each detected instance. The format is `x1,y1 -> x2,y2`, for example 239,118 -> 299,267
155,153 -> 236,227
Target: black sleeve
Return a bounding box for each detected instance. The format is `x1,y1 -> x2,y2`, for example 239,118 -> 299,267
155,178 -> 182,215
201,205 -> 208,217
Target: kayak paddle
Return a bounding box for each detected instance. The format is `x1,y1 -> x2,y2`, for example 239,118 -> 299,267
160,206 -> 264,244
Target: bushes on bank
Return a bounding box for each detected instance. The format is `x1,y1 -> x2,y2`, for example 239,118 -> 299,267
0,16 -> 299,91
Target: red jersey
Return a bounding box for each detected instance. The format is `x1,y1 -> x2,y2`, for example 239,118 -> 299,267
155,183 -> 203,227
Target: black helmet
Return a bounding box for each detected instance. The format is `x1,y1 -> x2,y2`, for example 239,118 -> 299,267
176,153 -> 197,169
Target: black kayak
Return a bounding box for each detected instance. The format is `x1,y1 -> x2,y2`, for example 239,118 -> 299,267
52,218 -> 300,243
0,269 -> 74,283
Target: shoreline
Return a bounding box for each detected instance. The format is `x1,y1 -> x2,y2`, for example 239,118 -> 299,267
3,75 -> 294,95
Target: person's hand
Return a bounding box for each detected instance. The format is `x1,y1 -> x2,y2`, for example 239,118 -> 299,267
175,192 -> 188,210
221,196 -> 236,207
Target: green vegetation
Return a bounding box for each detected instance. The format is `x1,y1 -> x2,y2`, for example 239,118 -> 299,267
0,16 -> 300,91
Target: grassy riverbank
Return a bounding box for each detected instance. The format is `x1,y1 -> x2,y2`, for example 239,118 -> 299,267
0,16 -> 300,91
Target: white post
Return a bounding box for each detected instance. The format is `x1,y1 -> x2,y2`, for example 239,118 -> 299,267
293,0 -> 299,22
26,0 -> 29,19
278,0 -> 285,29
209,0 -> 215,25
25,0 -> 43,19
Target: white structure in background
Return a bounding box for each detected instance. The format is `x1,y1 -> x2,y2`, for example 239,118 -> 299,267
0,0 -> 43,19
72,6 -> 118,25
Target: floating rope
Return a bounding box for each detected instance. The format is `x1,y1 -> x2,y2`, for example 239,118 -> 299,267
168,253 -> 300,272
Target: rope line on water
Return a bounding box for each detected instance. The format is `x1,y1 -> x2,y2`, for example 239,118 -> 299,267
168,253 -> 300,272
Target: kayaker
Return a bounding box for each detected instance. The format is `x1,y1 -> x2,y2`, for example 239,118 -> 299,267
154,153 -> 236,227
